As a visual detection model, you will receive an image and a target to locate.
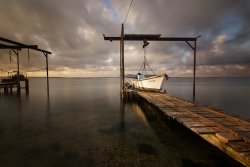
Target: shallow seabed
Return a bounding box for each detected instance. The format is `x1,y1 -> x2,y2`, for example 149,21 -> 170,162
0,78 -> 245,166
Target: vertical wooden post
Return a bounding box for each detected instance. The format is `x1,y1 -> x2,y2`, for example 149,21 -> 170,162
45,53 -> 49,91
193,40 -> 196,98
16,49 -> 20,93
25,79 -> 29,93
120,24 -> 125,96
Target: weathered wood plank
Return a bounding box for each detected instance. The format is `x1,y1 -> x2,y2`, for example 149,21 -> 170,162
152,102 -> 169,108
183,106 -> 206,112
210,118 -> 242,126
164,112 -> 198,119
227,142 -> 250,152
200,134 -> 250,166
183,121 -> 213,128
238,132 -> 250,139
226,126 -> 250,132
159,107 -> 177,111
176,117 -> 202,123
159,105 -> 176,111
198,113 -> 225,118
216,133 -> 244,143
191,127 -> 224,134
239,152 -> 250,161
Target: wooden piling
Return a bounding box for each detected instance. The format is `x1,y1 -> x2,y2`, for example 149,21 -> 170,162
25,79 -> 29,92
120,24 -> 125,96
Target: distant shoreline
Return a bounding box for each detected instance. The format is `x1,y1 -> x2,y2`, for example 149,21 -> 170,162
8,76 -> 250,78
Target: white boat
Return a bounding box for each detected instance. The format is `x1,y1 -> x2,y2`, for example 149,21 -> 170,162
132,73 -> 168,91
128,42 -> 169,92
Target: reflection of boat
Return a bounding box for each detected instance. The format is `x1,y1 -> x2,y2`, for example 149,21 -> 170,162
132,73 -> 167,91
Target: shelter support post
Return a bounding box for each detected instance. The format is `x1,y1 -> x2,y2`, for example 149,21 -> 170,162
11,49 -> 20,93
185,40 -> 196,100
120,24 -> 125,97
193,41 -> 196,99
44,52 -> 49,92
17,50 -> 20,93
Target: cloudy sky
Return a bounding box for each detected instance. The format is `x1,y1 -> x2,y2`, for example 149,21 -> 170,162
0,0 -> 250,77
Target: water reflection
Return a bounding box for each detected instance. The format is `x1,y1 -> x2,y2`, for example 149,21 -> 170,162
131,101 -> 150,128
163,78 -> 250,118
46,89 -> 51,128
0,78 -> 245,167
120,95 -> 125,132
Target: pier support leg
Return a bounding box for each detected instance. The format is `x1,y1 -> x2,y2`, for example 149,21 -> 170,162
25,79 -> 29,93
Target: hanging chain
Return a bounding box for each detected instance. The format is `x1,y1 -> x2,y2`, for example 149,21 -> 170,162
138,47 -> 156,76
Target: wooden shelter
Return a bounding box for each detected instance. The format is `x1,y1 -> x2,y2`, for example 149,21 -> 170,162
104,24 -> 200,98
0,37 -> 52,92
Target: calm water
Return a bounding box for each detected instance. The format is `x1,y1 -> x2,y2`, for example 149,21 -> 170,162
162,78 -> 250,119
0,78 -> 247,167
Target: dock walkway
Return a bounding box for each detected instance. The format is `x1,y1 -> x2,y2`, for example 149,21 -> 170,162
136,91 -> 250,166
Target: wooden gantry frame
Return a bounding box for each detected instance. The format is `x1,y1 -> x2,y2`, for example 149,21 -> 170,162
0,37 -> 52,92
104,24 -> 200,98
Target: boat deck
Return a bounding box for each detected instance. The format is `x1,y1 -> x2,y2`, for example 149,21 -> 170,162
136,91 -> 250,166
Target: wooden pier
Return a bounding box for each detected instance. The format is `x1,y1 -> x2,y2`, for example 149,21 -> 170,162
134,90 -> 250,166
0,78 -> 29,93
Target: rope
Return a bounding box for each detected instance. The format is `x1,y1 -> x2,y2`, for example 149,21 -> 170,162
124,0 -> 134,24
137,62 -> 144,74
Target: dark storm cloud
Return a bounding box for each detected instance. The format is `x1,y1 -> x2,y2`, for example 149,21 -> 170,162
116,0 -> 250,77
0,0 -> 250,77
0,0 -> 120,75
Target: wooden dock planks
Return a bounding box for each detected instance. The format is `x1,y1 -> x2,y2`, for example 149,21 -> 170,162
136,91 -> 250,166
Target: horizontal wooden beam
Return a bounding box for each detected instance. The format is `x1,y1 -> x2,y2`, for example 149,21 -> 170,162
0,37 -> 52,54
0,44 -> 38,50
0,44 -> 21,50
103,34 -> 197,41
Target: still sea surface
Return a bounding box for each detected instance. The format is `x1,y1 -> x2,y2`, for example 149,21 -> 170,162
0,77 -> 248,167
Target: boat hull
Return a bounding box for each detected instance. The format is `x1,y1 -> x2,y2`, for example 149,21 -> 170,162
132,74 -> 166,91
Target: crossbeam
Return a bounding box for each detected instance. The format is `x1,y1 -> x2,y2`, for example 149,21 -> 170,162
0,43 -> 38,50
0,37 -> 51,54
103,34 -> 197,41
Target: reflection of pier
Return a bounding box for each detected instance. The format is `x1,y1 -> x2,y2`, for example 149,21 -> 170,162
134,90 -> 250,166
131,102 -> 150,128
